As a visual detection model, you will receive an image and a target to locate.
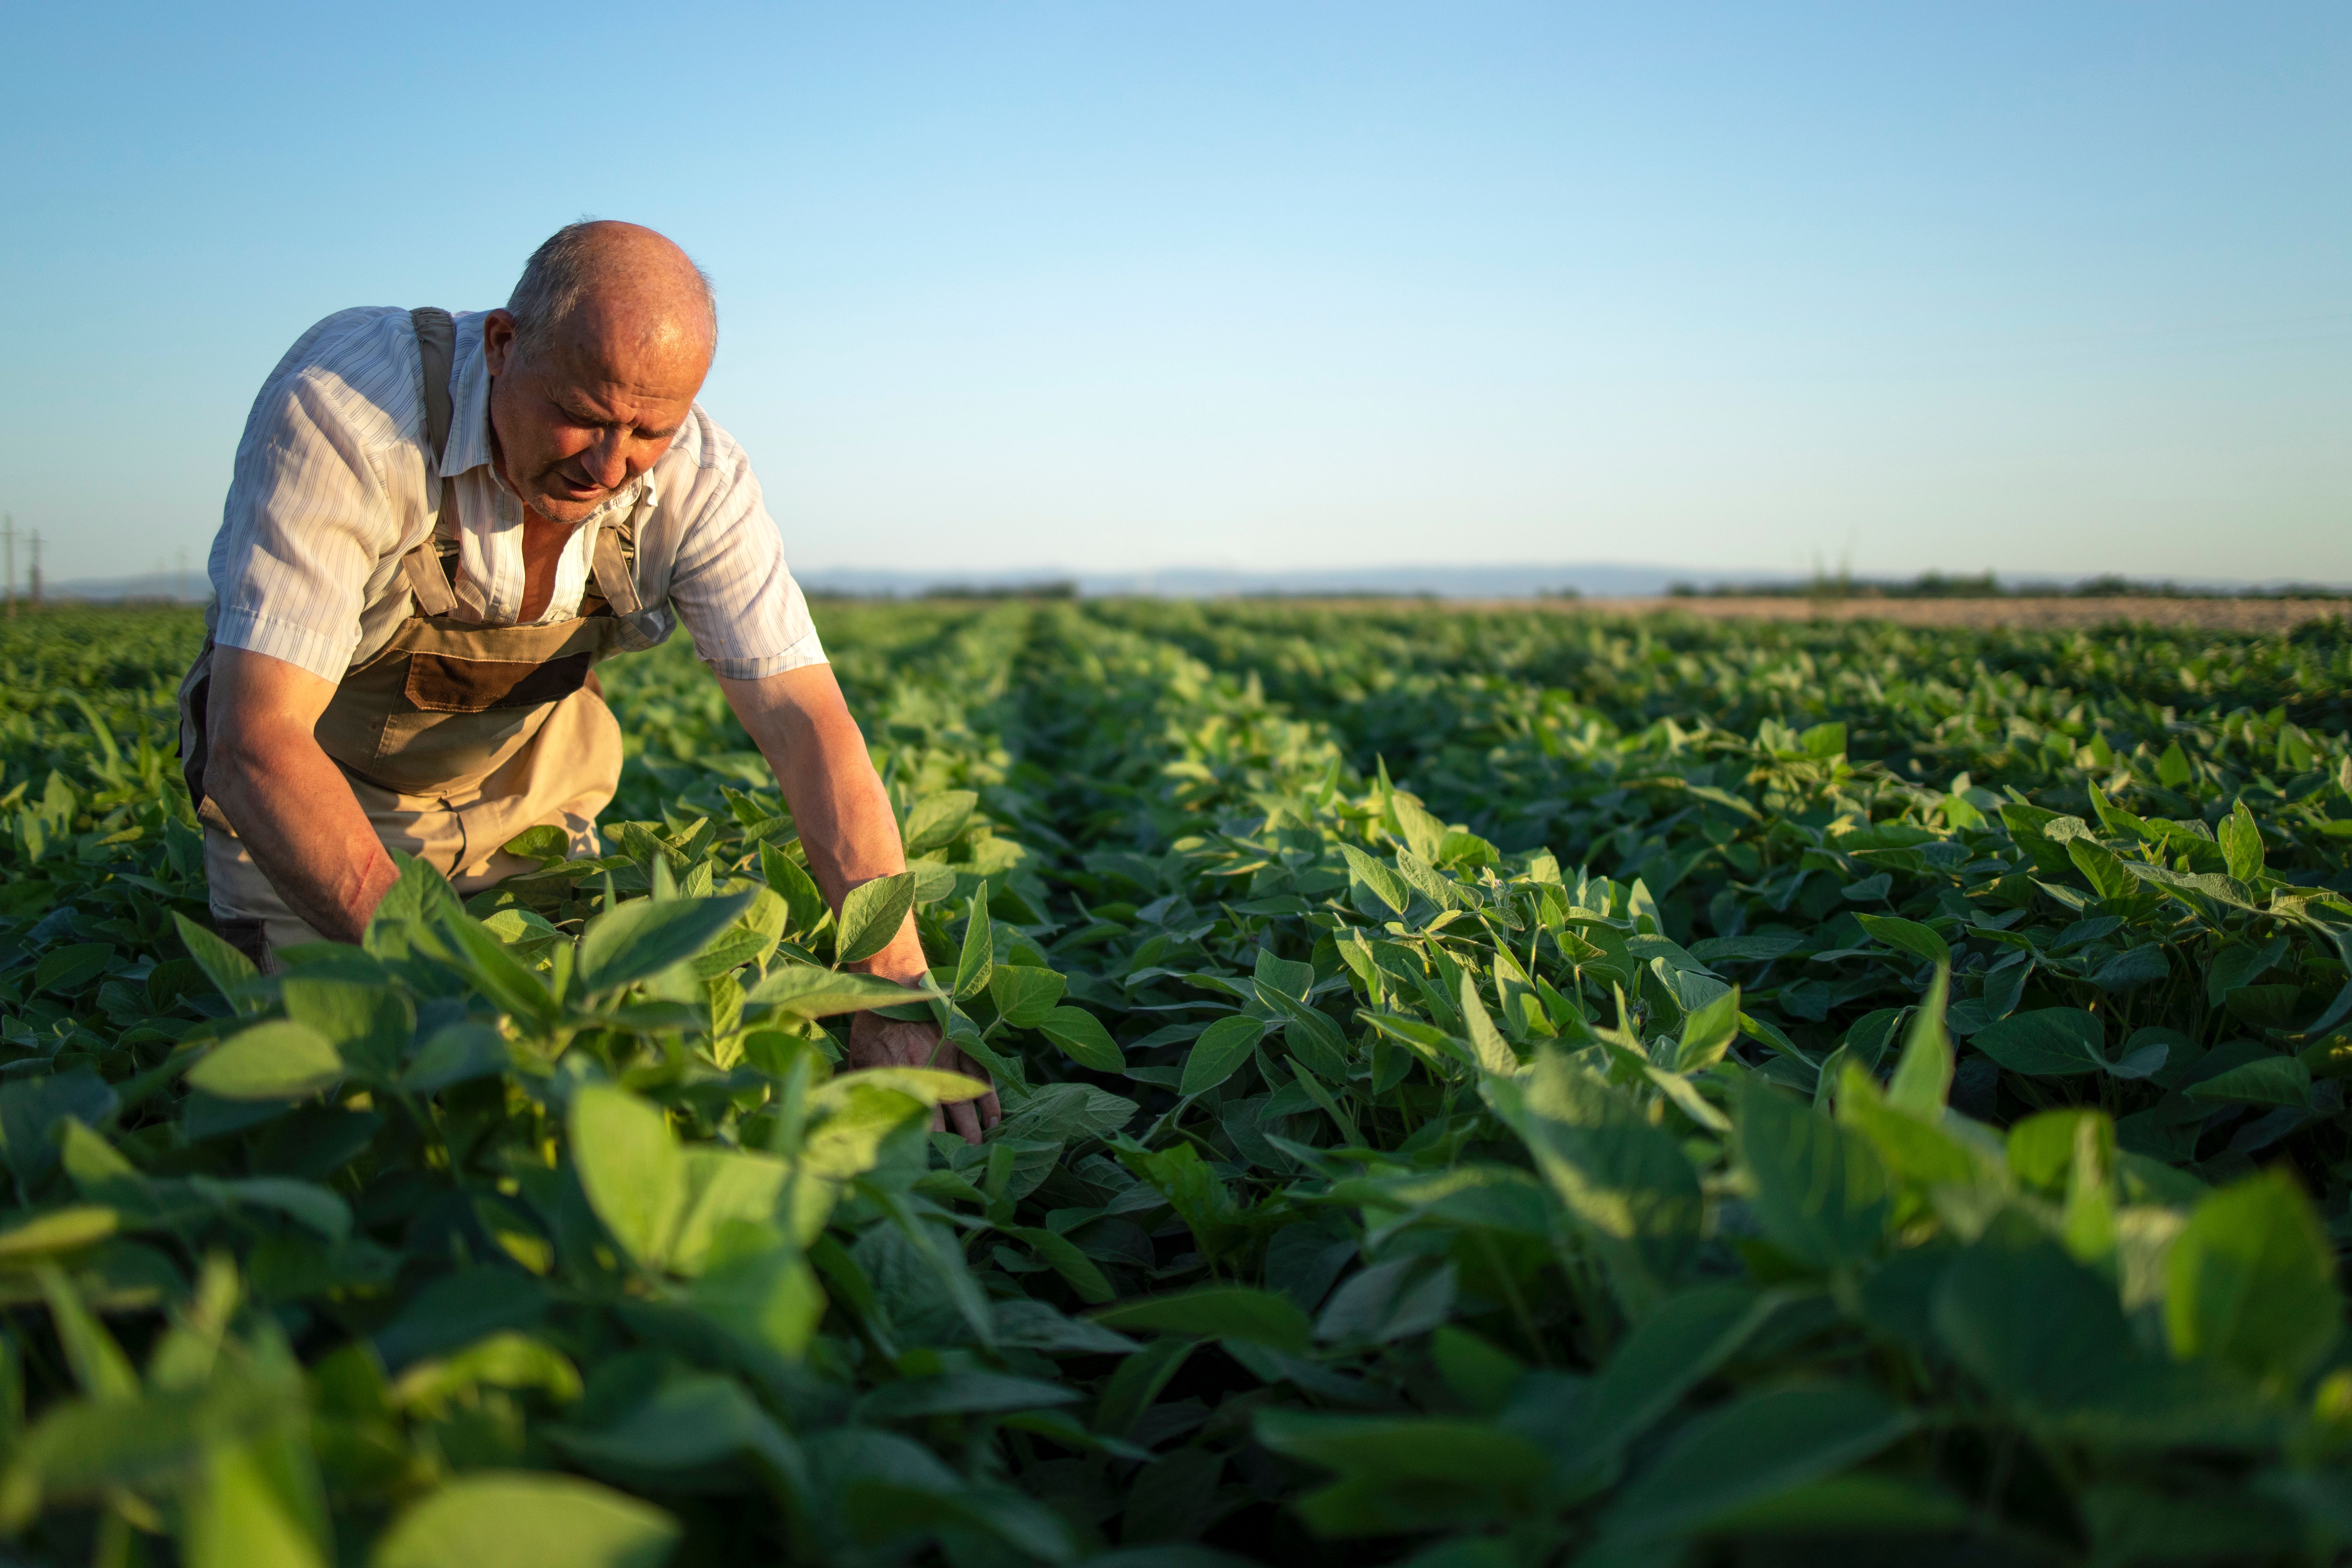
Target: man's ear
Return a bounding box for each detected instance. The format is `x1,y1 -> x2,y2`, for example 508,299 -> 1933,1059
482,309 -> 518,377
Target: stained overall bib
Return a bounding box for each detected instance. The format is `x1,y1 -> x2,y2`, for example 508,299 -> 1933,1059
179,308 -> 642,968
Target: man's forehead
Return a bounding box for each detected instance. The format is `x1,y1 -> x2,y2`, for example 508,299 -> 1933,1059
556,375 -> 694,414
545,330 -> 707,411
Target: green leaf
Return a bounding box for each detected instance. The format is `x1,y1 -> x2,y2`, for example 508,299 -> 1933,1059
688,1240 -> 827,1362
860,1371 -> 1078,1421
1094,1336 -> 1195,1437
434,912 -> 558,1026
1337,844 -> 1410,917
1572,1286 -> 1776,1465
183,1436 -> 329,1568
760,845 -> 830,936
1037,1007 -> 1124,1072
1674,983 -> 1742,1073
33,943 -> 113,997
1971,1008 -> 2106,1078
1256,1410 -> 1549,1536
1432,1326 -> 1525,1416
282,978 -> 413,1084
1840,1066 -> 1987,1189
1884,964 -> 1954,1116
989,966 -> 1067,1029
1704,1474 -> 1969,1538
2184,1054 -> 2310,1109
818,1067 -> 993,1107
392,1332 -> 583,1413
1180,1015 -> 1266,1097
1260,983 -> 1354,1082
1933,1234 -> 2134,1412
172,912 -> 262,1013
2220,800 -> 2265,883
1393,848 -> 1462,911
37,1266 -> 138,1402
1486,1056 -> 1702,1300
0,1206 -> 117,1264
953,883 -> 993,999
1,1072 -> 118,1189
2007,1110 -> 2116,1191
576,894 -> 755,996
1092,1286 -> 1312,1350
1444,974 -> 1513,1074
195,1177 -> 351,1241
1386,793 -> 1450,863
1735,1078 -> 1890,1270
401,1024 -> 512,1094
1599,1384 -> 1912,1547
568,1086 -> 685,1273
744,964 -> 933,1019
370,1473 -> 680,1568
187,1022 -> 344,1102
902,790 -> 978,854
1002,1227 -> 1118,1305
2067,838 -> 2139,903
502,824 -> 571,865
2166,1168 -> 2342,1388
835,872 -> 917,967
1853,913 -> 1950,968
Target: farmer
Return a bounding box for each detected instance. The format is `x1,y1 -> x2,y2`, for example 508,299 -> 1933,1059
178,221 -> 1000,1139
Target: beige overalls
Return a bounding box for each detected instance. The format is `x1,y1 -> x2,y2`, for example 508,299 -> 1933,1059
179,308 -> 637,968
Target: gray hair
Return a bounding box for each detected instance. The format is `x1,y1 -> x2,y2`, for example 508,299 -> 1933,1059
505,222 -> 718,360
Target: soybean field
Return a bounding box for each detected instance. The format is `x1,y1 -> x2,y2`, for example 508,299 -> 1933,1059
5,598 -> 2352,1567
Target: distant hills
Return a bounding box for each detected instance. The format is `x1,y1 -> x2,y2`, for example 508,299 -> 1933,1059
794,562 -> 1718,599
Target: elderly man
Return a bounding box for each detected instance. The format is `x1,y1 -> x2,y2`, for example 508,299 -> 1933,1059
178,221 -> 1000,1139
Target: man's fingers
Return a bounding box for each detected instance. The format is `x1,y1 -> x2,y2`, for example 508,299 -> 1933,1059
928,1104 -> 947,1134
947,1096 -> 983,1145
979,1089 -> 1003,1130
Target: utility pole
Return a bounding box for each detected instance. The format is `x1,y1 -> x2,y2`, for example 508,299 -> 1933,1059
2,515 -> 14,620
27,531 -> 40,609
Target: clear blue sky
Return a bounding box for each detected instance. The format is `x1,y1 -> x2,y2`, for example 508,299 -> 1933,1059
4,2 -> 2345,586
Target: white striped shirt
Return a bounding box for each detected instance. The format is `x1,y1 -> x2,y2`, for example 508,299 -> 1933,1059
207,306 -> 825,682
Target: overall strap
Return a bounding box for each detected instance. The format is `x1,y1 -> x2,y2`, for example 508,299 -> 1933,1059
401,307 -> 461,618
592,504 -> 646,616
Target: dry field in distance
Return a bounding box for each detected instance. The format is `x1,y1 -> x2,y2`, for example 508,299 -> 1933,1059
1457,595 -> 2352,633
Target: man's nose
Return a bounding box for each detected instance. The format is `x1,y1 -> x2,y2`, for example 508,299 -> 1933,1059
582,429 -> 630,489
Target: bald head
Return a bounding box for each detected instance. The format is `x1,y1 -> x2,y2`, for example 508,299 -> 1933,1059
506,220 -> 716,372
481,222 -> 719,525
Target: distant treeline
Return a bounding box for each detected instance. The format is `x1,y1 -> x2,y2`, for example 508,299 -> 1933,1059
1667,571 -> 2352,601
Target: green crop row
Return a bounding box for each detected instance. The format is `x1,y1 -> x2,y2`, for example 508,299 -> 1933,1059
0,601 -> 2348,1567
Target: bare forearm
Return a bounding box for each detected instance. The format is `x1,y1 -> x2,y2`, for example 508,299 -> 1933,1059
209,726 -> 396,944
720,668 -> 929,984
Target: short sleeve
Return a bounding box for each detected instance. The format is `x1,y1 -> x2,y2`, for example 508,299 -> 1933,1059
654,412 -> 826,681
206,309 -> 420,680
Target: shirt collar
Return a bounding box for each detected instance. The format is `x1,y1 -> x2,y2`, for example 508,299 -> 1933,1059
440,311 -> 496,480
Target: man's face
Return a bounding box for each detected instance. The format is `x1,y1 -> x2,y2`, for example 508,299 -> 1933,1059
482,308 -> 709,525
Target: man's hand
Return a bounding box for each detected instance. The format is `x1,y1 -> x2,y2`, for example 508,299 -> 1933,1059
846,1013 -> 1004,1143
205,648 -> 399,943
720,664 -> 1005,1142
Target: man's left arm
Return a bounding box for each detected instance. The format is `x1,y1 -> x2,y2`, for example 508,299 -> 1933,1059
718,664 -> 1003,1143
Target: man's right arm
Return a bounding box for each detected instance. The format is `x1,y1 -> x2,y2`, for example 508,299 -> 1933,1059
204,647 -> 398,944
